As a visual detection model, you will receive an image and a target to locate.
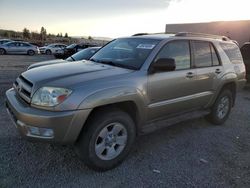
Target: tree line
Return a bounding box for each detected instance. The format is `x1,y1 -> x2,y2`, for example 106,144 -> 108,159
0,27 -> 69,41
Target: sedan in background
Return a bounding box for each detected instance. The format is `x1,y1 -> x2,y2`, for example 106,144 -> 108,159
0,41 -> 39,55
39,43 -> 67,55
28,47 -> 101,70
54,43 -> 97,59
0,39 -> 13,45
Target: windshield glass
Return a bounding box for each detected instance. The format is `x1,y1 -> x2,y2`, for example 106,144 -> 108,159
67,44 -> 77,49
66,47 -> 100,61
90,38 -> 160,70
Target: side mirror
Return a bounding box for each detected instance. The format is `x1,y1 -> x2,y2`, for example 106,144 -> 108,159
149,58 -> 176,74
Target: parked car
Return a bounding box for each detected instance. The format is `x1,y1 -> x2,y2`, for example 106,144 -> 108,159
5,33 -> 246,171
39,43 -> 67,55
28,47 -> 101,70
0,41 -> 39,55
240,42 -> 250,82
54,43 -> 97,59
0,39 -> 13,45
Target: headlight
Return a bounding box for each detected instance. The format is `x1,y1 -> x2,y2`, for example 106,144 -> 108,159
31,87 -> 72,107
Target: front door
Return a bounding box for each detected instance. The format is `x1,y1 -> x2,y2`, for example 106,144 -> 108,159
147,40 -> 199,120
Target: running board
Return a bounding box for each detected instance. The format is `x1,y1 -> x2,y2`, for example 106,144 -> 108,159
141,109 -> 210,134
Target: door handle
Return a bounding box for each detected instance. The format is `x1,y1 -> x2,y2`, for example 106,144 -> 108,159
186,72 -> 194,78
215,69 -> 221,74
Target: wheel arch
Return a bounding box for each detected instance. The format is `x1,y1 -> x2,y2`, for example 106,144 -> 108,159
75,100 -> 142,144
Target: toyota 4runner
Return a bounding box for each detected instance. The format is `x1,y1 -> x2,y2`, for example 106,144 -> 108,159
5,32 -> 246,171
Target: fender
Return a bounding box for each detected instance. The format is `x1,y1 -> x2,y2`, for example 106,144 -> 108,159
206,71 -> 237,108
77,86 -> 148,124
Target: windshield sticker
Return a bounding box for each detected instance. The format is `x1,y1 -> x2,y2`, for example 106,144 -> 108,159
136,44 -> 155,49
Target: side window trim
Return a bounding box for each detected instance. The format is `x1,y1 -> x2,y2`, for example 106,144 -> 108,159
210,43 -> 222,66
151,39 -> 192,71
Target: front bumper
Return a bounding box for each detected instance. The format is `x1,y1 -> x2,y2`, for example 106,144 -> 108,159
237,78 -> 247,90
5,88 -> 91,144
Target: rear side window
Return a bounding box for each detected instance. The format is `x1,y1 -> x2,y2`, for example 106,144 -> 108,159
192,41 -> 220,67
156,40 -> 191,70
220,43 -> 243,64
193,41 -> 212,68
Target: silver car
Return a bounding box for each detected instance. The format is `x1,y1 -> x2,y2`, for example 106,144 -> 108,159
0,41 -> 39,56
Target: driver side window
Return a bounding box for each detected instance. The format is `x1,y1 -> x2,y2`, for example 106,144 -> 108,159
156,40 -> 191,70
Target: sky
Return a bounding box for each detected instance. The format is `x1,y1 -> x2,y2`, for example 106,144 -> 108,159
0,0 -> 250,38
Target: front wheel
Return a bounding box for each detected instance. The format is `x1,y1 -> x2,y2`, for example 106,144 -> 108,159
207,89 -> 233,125
75,109 -> 136,171
27,50 -> 35,56
45,49 -> 52,55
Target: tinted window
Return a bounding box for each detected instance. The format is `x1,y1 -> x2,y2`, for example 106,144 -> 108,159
211,44 -> 220,66
7,42 -> 17,47
193,41 -> 212,68
220,43 -> 243,64
156,40 -> 191,70
20,43 -> 30,47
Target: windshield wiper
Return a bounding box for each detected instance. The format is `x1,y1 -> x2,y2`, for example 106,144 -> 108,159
90,58 -> 137,70
90,58 -> 115,66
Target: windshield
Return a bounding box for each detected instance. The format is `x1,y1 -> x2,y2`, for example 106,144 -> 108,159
66,47 -> 100,61
90,38 -> 160,70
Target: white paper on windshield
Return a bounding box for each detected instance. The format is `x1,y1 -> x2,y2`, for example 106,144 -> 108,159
136,44 -> 155,49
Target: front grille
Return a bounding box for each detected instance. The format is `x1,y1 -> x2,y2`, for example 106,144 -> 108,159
13,75 -> 33,103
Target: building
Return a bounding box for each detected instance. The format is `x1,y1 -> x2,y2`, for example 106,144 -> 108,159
165,20 -> 250,47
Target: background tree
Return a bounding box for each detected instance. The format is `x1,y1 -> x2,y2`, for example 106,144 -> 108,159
40,26 -> 47,41
64,33 -> 68,38
88,36 -> 93,40
23,28 -> 30,39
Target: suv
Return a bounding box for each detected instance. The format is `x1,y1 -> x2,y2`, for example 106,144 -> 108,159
5,33 -> 246,171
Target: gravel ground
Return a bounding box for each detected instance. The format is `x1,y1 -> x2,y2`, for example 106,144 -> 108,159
0,55 -> 250,188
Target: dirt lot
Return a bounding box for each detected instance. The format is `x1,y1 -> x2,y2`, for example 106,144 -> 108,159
1,55 -> 250,188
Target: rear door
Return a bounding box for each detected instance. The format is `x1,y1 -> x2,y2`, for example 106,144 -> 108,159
6,42 -> 18,54
147,40 -> 199,120
19,43 -> 30,54
191,40 -> 222,106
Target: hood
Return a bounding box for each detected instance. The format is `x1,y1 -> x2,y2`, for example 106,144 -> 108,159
28,59 -> 67,70
22,60 -> 133,89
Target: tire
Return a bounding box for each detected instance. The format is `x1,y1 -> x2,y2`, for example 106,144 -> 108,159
45,49 -> 52,55
27,50 -> 35,56
207,89 -> 233,125
75,109 -> 136,171
0,48 -> 6,55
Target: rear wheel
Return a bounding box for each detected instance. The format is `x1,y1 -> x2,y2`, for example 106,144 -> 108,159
75,109 -> 136,171
207,89 -> 233,125
27,50 -> 35,56
0,48 -> 6,55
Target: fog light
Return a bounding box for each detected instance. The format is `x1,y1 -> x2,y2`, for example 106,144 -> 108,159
27,126 -> 54,138
16,120 -> 54,138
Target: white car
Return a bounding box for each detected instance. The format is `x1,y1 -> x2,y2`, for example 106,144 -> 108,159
39,43 -> 67,55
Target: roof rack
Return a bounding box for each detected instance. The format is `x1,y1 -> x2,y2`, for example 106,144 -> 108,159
132,33 -> 149,36
175,32 -> 230,41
